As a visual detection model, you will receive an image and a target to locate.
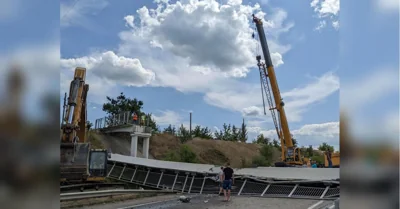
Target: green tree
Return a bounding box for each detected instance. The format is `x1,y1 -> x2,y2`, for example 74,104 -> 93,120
239,118 -> 248,142
318,142 -> 334,152
306,145 -> 314,157
179,144 -> 197,163
102,92 -> 158,132
231,125 -> 239,141
163,144 -> 197,163
192,125 -> 213,139
163,124 -> 177,135
255,134 -> 272,145
222,123 -> 232,141
177,124 -> 191,143
86,121 -> 93,131
292,137 -> 298,147
252,143 -> 274,166
272,139 -> 280,149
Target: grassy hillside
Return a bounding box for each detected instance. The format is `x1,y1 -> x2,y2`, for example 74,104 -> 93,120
88,132 -> 281,167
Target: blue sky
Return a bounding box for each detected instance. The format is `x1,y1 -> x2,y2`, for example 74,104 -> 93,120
60,0 -> 341,150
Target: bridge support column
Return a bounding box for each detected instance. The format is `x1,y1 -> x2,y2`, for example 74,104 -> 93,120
131,134 -> 138,157
143,137 -> 150,159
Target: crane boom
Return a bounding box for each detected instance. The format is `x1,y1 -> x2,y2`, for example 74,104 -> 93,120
252,15 -> 293,148
253,14 -> 302,166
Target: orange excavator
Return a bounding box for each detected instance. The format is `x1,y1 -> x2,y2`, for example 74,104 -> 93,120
60,67 -> 109,184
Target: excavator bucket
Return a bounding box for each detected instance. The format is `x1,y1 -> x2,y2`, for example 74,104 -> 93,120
60,143 -> 90,182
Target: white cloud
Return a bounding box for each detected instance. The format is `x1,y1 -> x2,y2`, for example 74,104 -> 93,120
118,0 -> 291,78
311,0 -> 340,30
210,71 -> 339,122
61,0 -> 337,126
124,15 -> 135,28
259,122 -> 339,149
152,110 -> 183,126
376,0 -> 399,13
60,0 -> 108,31
60,51 -> 155,104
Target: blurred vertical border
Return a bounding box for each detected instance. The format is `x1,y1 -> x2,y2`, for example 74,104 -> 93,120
340,0 -> 399,209
0,0 -> 60,208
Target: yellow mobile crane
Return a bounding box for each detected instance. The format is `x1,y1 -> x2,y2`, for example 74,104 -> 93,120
60,67 -> 109,184
252,14 -> 303,167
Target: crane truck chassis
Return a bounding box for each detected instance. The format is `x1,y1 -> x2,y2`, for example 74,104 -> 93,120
60,67 -> 110,184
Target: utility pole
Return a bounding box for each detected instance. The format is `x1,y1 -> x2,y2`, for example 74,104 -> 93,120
189,112 -> 192,139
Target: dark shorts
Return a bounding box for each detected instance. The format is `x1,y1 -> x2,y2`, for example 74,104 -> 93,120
222,179 -> 232,190
219,182 -> 223,188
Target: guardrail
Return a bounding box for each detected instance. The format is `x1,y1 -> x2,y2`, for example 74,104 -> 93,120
94,111 -> 152,134
60,189 -> 175,201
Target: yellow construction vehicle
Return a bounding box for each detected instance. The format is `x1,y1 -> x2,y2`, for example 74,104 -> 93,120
252,15 -> 303,167
60,67 -> 109,184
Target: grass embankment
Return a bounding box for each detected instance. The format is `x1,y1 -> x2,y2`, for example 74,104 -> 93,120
87,131 -> 282,168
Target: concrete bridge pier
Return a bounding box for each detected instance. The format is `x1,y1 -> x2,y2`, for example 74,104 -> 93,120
131,132 -> 151,158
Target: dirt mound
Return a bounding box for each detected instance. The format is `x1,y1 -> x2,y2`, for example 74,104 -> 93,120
185,138 -> 262,167
149,134 -> 264,168
149,133 -> 181,159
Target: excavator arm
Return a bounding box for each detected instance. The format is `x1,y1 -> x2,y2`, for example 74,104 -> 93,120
252,14 -> 302,166
61,67 -> 89,143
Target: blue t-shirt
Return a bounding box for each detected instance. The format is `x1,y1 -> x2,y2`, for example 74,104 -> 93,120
311,164 -> 317,168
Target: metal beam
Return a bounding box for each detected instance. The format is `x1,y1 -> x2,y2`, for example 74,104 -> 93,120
157,171 -> 164,188
171,173 -> 179,191
182,174 -> 189,193
288,184 -> 298,197
238,179 -> 247,196
200,176 -> 207,194
320,186 -> 330,199
261,184 -> 271,196
130,167 -> 138,182
118,164 -> 127,180
143,169 -> 150,185
107,162 -> 116,177
188,175 -> 195,194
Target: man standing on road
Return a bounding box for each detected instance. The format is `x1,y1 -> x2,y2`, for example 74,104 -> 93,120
218,166 -> 224,195
222,163 -> 234,202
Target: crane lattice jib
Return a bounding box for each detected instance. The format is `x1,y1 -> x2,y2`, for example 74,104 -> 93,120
258,62 -> 281,140
252,14 -> 294,149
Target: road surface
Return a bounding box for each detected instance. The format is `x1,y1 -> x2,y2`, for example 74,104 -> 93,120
79,194 -> 334,209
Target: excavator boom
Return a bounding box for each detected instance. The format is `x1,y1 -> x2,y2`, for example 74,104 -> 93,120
60,67 -> 108,183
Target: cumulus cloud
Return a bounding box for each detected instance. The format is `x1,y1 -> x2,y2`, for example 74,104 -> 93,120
61,51 -> 155,86
215,71 -> 339,122
61,0 -> 337,127
60,0 -> 108,31
119,0 -> 291,77
310,0 -> 340,30
259,122 -> 339,149
60,51 -> 155,104
152,110 -> 183,126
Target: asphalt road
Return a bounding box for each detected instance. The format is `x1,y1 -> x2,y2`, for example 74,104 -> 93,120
80,195 -> 334,209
